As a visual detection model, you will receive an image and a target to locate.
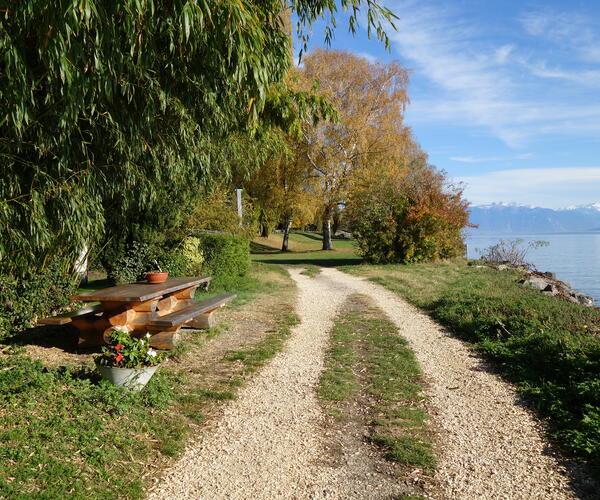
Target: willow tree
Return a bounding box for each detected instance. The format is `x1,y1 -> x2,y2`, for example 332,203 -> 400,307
0,0 -> 396,275
297,49 -> 411,250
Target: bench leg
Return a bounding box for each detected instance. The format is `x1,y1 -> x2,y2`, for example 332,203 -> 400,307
186,312 -> 217,329
146,326 -> 181,350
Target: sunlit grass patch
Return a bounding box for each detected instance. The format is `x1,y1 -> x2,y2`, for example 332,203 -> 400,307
318,296 -> 436,472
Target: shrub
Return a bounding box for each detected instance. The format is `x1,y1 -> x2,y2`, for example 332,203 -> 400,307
194,233 -> 250,289
346,165 -> 469,264
180,236 -> 204,275
0,259 -> 78,338
107,242 -> 188,284
477,239 -> 549,268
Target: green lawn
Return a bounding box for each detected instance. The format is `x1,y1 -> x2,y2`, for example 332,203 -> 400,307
251,231 -> 362,267
318,295 -> 435,472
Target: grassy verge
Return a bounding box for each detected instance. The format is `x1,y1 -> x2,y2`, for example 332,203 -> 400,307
0,263 -> 296,499
343,259 -> 600,468
221,312 -> 299,374
318,295 -> 435,472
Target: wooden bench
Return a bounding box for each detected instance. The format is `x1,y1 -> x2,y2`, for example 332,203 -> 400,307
38,304 -> 104,326
146,294 -> 236,349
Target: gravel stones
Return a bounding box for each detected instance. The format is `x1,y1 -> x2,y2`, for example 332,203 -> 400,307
148,267 -> 588,500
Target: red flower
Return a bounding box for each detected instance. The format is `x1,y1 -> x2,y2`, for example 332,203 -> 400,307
115,344 -> 124,350
115,353 -> 123,363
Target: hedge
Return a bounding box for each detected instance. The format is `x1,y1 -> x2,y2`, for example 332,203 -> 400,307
0,260 -> 78,339
194,233 -> 250,289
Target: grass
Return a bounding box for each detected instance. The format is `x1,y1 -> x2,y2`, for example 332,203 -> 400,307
318,296 -> 436,472
344,259 -> 600,469
298,264 -> 322,278
251,231 -> 362,268
0,263 -> 296,499
221,312 -> 299,373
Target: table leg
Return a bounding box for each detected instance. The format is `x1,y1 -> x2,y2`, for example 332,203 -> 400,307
73,298 -> 158,348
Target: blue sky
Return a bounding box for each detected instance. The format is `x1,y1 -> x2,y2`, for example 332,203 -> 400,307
300,0 -> 600,208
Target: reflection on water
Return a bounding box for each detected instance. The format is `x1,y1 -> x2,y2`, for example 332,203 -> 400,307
464,232 -> 600,303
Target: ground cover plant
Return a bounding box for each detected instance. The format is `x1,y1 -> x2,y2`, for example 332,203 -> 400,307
0,264 -> 295,499
318,295 -> 435,472
343,260 -> 600,469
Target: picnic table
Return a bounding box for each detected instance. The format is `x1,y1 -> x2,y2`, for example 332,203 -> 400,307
40,276 -> 235,349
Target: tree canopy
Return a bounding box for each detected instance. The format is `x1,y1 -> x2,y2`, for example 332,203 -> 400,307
0,0 -> 396,274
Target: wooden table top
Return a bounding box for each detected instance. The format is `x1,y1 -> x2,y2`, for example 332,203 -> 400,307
71,276 -> 211,303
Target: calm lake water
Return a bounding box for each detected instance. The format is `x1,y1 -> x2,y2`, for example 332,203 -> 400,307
464,231 -> 600,303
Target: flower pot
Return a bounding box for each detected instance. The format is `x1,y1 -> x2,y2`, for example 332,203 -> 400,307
146,271 -> 169,284
96,363 -> 159,391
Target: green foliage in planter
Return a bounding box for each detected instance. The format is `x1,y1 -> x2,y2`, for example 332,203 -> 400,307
195,233 -> 250,289
0,259 -> 78,339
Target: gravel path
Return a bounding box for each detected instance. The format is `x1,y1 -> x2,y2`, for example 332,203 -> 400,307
149,267 -> 585,500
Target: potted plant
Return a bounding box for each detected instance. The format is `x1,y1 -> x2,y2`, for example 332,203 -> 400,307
145,260 -> 169,283
94,326 -> 166,391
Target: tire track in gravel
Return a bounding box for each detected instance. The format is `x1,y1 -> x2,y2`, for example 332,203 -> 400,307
321,267 -> 588,500
148,266 -> 588,500
148,268 -> 413,499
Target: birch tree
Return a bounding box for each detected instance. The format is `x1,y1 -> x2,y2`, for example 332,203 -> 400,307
297,50 -> 411,250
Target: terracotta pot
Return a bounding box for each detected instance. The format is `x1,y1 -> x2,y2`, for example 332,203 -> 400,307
96,363 -> 159,391
146,271 -> 169,283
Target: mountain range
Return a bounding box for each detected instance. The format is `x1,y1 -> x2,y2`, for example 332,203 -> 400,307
468,203 -> 600,233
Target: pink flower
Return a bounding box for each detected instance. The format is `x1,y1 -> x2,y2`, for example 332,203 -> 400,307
115,353 -> 123,363
115,344 -> 124,350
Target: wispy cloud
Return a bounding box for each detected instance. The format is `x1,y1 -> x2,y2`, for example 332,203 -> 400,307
386,1 -> 600,147
451,156 -> 501,163
519,9 -> 600,63
457,167 -> 600,208
451,153 -> 534,163
355,51 -> 378,63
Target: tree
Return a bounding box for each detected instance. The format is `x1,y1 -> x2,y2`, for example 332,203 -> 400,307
296,50 -> 410,250
0,0 -> 396,275
346,152 -> 471,263
240,76 -> 335,247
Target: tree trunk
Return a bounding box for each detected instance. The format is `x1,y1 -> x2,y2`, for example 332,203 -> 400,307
322,209 -> 333,250
281,217 -> 292,252
332,211 -> 340,237
259,210 -> 269,238
260,224 -> 269,238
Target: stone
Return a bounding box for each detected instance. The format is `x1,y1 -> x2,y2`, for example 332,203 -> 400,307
543,272 -> 557,280
523,276 -> 552,291
568,291 -> 595,307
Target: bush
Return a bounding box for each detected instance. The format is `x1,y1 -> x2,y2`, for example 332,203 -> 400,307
477,238 -> 549,268
346,166 -> 469,264
107,242 -> 188,284
0,259 -> 78,338
194,233 -> 250,289
180,236 -> 204,276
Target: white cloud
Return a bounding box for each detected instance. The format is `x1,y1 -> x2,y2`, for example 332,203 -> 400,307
385,2 -> 600,147
451,156 -> 502,163
457,167 -> 600,208
519,9 -> 600,63
495,45 -> 514,64
450,153 -> 534,163
355,51 -> 378,63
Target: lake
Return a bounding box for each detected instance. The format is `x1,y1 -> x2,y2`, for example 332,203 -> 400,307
464,231 -> 600,303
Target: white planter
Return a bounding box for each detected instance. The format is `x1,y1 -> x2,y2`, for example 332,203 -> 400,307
96,364 -> 159,391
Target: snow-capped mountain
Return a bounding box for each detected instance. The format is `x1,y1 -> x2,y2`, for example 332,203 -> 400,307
469,202 -> 600,233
